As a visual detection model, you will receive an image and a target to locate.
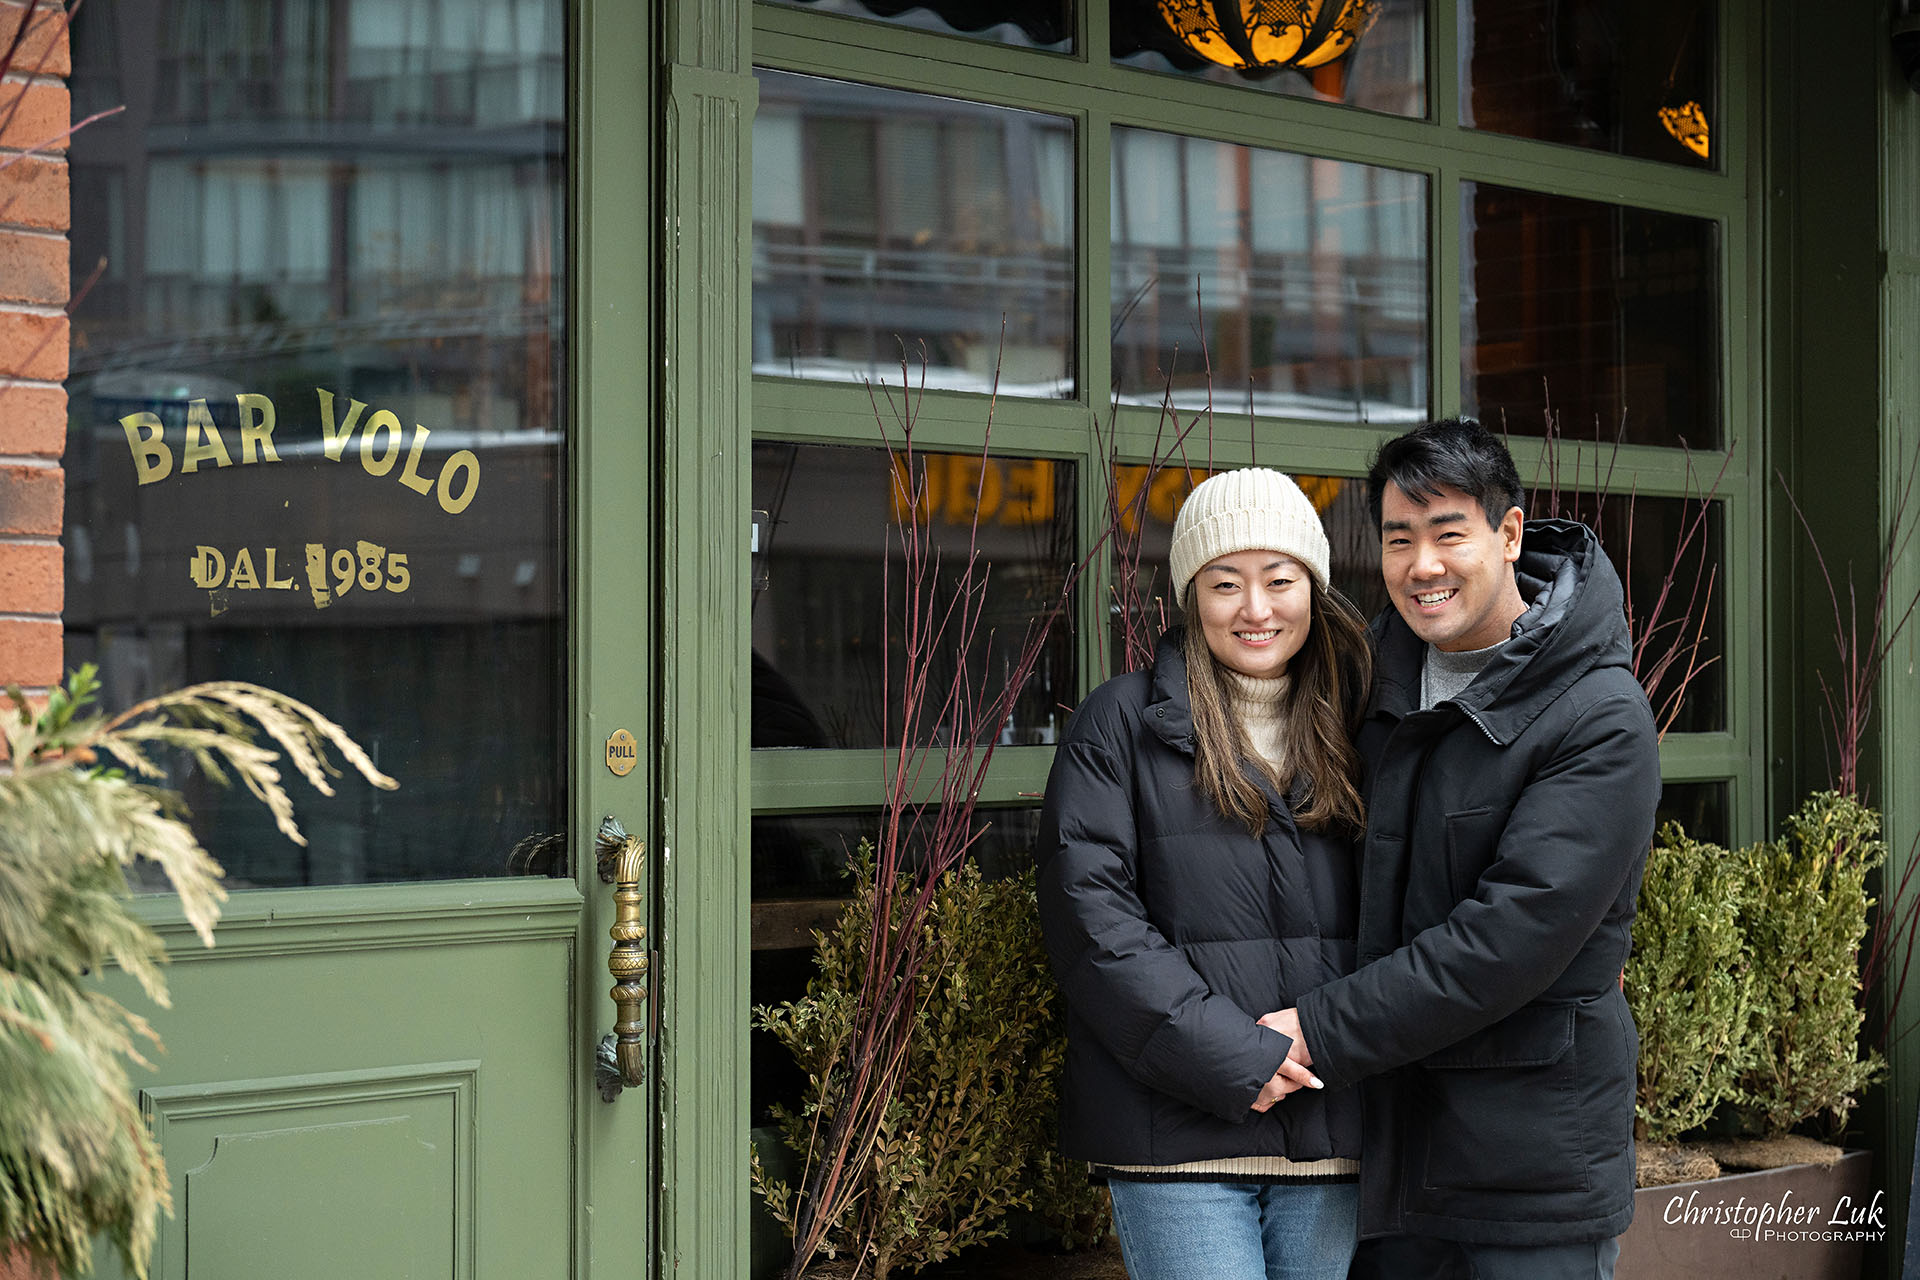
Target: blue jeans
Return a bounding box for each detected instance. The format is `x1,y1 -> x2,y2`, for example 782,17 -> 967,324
1351,1233 -> 1620,1280
1106,1179 -> 1359,1280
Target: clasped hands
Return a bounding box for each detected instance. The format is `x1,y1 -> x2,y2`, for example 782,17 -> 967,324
1250,1007 -> 1321,1113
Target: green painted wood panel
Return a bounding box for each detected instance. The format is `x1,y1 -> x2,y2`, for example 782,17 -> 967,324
1880,58 -> 1920,1279
99,933 -> 573,1280
151,1066 -> 471,1278
659,3 -> 756,1277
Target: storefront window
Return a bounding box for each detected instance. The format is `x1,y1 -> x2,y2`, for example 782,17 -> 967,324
751,441 -> 1077,750
759,0 -> 1072,51
1462,184 -> 1720,449
1113,0 -> 1427,119
1657,780 -> 1729,847
1530,491 -> 1725,733
1110,129 -> 1428,419
64,0 -> 567,888
752,71 -> 1076,396
1463,0 -> 1718,169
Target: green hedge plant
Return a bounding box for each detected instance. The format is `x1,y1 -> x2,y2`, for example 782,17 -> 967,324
753,846 -> 1103,1279
1625,791 -> 1887,1152
1733,790 -> 1885,1138
1624,823 -> 1751,1143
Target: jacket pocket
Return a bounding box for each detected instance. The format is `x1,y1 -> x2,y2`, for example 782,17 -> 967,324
1442,807 -> 1504,904
1417,1004 -> 1590,1194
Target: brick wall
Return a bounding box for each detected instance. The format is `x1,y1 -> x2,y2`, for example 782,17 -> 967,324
0,0 -> 69,698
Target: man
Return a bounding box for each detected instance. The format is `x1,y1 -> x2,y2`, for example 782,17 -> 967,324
1264,419 -> 1661,1279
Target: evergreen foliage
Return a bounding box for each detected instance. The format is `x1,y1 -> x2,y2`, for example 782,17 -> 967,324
0,667 -> 394,1277
1626,792 -> 1887,1149
1625,823 -> 1751,1143
753,847 -> 1104,1279
1733,790 -> 1885,1138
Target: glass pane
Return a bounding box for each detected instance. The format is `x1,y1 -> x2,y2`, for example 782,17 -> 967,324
65,0 -> 567,888
752,70 -> 1075,396
1114,0 -> 1427,119
1463,0 -> 1718,169
750,807 -> 1042,1126
1111,129 -> 1428,421
1463,184 -> 1720,449
759,0 -> 1072,51
1526,492 -> 1724,734
1103,467 -> 1384,677
1657,780 -> 1729,847
751,441 -> 1077,749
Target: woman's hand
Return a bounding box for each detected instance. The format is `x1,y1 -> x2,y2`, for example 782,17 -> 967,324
1248,1026 -> 1324,1111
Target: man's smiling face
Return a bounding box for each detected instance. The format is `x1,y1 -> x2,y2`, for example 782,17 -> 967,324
1379,482 -> 1527,653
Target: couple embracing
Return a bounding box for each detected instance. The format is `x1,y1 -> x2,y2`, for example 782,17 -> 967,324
1038,419 -> 1662,1280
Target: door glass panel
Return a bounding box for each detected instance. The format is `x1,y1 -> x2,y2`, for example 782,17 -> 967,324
1462,183 -> 1720,448
759,0 -> 1072,51
1114,0 -> 1427,119
751,441 -> 1077,749
752,70 -> 1076,396
1111,128 -> 1428,421
1462,0 -> 1718,169
64,0 -> 568,888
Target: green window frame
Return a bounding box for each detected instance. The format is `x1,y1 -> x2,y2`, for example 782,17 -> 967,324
746,0 -> 1764,847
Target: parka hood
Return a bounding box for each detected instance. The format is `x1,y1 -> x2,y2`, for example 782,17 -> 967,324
1368,519 -> 1632,745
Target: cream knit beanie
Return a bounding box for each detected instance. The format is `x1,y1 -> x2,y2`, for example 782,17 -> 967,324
1168,467 -> 1331,598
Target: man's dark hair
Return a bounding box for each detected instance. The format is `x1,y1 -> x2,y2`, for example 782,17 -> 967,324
1366,418 -> 1525,531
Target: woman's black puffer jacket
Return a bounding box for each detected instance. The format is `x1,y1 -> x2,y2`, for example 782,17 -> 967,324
1036,631 -> 1362,1168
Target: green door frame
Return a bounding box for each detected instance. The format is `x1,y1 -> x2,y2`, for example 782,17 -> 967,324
651,1 -> 756,1275
577,0 -> 661,1273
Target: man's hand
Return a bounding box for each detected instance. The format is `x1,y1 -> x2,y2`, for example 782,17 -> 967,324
1249,1011 -> 1323,1111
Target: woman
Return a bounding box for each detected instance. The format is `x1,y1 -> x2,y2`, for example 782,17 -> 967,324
1037,467 -> 1372,1280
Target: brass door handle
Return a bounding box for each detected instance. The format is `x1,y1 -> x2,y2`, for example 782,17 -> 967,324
596,817 -> 649,1100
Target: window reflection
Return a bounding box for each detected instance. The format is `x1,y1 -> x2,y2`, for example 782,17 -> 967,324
1463,0 -> 1717,169
65,0 -> 567,888
751,442 -> 1076,750
752,71 -> 1075,396
1462,184 -> 1720,449
1113,0 -> 1426,119
1111,129 -> 1427,421
760,0 -> 1072,51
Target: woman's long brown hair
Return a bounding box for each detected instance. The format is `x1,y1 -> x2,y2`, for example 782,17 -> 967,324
1181,576 -> 1373,836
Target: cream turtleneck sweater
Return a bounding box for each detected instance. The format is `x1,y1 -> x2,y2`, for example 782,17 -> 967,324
1097,666 -> 1358,1185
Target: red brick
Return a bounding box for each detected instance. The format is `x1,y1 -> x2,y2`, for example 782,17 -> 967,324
0,539 -> 57,612
0,616 -> 59,687
0,461 -> 59,534
0,154 -> 68,230
0,307 -> 64,379
0,228 -> 63,303
0,4 -> 71,78
0,80 -> 67,154
0,383 -> 63,455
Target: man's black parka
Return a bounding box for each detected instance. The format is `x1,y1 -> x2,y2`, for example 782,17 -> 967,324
1036,634 -> 1363,1170
1296,519 -> 1661,1246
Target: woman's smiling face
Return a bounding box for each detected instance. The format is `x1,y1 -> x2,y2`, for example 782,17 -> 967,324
1193,549 -> 1313,680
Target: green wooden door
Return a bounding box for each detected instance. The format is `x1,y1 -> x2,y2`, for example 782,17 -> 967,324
64,1 -> 667,1275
